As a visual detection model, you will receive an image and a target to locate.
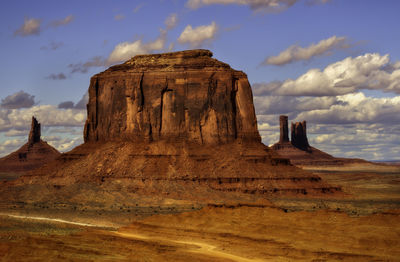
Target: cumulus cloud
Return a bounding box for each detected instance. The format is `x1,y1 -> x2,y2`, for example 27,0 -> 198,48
45,135 -> 83,153
308,123 -> 400,160
50,15 -> 74,27
263,36 -> 350,66
69,56 -> 106,74
256,53 -> 400,96
0,138 -> 25,157
296,92 -> 400,124
107,29 -> 167,64
58,93 -> 88,110
1,91 -> 36,109
14,17 -> 41,36
5,129 -> 28,137
58,101 -> 75,109
254,95 -> 342,115
178,21 -> 218,48
186,0 -> 298,12
0,105 -> 86,132
46,73 -> 67,80
252,52 -> 400,160
165,13 -> 178,30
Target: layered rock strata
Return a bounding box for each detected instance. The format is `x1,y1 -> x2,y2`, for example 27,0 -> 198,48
84,49 -> 260,145
0,117 -> 60,173
22,50 -> 340,198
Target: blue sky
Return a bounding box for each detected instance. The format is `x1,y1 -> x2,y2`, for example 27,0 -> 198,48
0,0 -> 399,160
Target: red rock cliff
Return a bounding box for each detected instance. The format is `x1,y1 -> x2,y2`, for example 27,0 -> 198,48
84,49 -> 260,144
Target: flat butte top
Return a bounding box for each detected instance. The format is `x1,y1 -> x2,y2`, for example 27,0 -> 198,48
104,49 -> 234,73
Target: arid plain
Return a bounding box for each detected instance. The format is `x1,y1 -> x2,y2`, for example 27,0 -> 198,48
1,50 -> 399,261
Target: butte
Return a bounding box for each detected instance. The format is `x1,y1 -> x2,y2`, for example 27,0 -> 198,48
272,115 -> 367,166
21,50 -> 340,199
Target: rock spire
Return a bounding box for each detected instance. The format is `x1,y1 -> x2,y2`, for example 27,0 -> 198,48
279,115 -> 289,143
28,116 -> 41,145
291,121 -> 310,151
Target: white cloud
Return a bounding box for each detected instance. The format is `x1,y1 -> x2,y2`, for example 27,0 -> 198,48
178,21 -> 218,48
45,135 -> 83,153
0,138 -> 25,157
1,91 -> 36,109
296,92 -> 400,124
14,17 -> 41,36
253,53 -> 400,161
254,95 -> 342,116
50,15 -> 74,27
186,0 -> 298,12
0,105 -> 86,132
256,53 -> 400,96
165,13 -> 178,30
107,29 -> 167,64
263,36 -> 350,65
5,129 -> 28,137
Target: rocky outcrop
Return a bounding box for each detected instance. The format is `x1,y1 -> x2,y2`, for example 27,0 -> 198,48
0,117 -> 60,173
17,51 -> 341,199
272,116 -> 355,166
291,121 -> 310,151
84,49 -> 260,144
279,115 -> 289,143
28,116 -> 41,145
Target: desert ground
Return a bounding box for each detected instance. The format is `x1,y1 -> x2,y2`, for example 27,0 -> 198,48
1,163 -> 399,261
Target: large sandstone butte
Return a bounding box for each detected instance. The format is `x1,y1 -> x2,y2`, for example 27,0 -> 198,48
22,50 -> 340,198
84,49 -> 260,144
0,117 -> 60,173
272,115 -> 364,166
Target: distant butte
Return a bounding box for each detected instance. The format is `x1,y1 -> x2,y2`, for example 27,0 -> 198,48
21,50 -> 340,197
272,115 -> 365,166
0,116 -> 60,173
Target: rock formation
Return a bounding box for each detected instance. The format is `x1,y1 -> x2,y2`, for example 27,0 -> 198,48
279,115 -> 289,143
291,121 -> 310,151
0,117 -> 60,173
272,115 -> 362,166
28,116 -> 41,145
84,49 -> 260,145
18,50 -> 340,199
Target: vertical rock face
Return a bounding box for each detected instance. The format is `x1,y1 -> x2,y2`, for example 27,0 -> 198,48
291,121 -> 310,151
84,49 -> 260,144
279,115 -> 289,143
0,116 -> 60,173
28,116 -> 41,145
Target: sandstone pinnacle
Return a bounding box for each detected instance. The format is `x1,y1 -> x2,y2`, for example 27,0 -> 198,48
28,116 -> 41,146
279,115 -> 289,143
291,121 -> 310,151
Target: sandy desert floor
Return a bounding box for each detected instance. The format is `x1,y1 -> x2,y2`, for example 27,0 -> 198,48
0,163 -> 399,261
